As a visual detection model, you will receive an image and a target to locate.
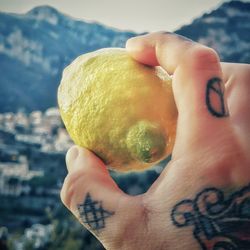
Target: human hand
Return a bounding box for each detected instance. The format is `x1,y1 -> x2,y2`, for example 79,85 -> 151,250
60,32 -> 250,250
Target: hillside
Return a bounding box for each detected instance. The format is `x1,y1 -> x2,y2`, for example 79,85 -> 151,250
0,1 -> 249,112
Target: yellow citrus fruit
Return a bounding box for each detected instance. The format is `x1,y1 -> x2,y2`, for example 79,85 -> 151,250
58,48 -> 177,172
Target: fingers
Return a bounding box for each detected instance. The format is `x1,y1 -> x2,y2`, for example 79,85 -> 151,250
60,146 -> 144,246
126,32 -> 194,74
126,32 -> 232,156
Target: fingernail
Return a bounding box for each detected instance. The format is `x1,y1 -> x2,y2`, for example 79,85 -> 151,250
66,146 -> 79,172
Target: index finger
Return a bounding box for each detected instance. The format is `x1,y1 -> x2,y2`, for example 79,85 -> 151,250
126,32 -> 232,157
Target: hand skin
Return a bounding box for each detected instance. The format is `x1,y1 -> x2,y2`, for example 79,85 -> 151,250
60,32 -> 250,250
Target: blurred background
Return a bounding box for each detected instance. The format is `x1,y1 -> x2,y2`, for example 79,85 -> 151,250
0,0 -> 249,249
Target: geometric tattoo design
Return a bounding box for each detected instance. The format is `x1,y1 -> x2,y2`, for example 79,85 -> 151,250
171,183 -> 250,250
77,193 -> 114,234
206,77 -> 229,117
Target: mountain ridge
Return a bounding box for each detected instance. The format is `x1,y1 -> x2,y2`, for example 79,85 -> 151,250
0,1 -> 249,112
176,0 -> 250,63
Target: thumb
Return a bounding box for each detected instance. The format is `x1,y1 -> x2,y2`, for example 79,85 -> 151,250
60,146 -> 129,241
60,146 -> 147,248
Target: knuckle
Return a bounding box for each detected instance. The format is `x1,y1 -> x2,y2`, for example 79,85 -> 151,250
151,31 -> 169,45
202,135 -> 248,185
155,31 -> 193,42
153,31 -> 170,37
109,197 -> 149,249
187,46 -> 220,71
236,64 -> 250,83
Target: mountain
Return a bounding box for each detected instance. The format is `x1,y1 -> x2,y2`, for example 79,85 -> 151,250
176,1 -> 250,63
0,1 -> 249,113
0,6 -> 136,112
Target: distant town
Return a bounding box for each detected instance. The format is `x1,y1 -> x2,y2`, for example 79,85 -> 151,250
0,108 -> 167,249
0,108 -> 72,196
0,108 -> 76,249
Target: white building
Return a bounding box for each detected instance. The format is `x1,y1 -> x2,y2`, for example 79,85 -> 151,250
24,224 -> 53,249
0,156 -> 43,196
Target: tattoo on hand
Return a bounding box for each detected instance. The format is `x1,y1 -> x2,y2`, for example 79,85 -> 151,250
171,183 -> 250,250
206,77 -> 229,117
77,193 -> 114,234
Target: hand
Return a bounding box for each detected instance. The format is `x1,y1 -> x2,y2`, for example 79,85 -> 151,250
60,32 -> 250,250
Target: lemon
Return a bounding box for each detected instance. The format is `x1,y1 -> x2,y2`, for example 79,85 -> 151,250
58,48 -> 177,172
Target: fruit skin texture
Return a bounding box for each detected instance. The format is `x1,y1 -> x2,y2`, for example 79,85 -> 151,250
58,48 -> 177,172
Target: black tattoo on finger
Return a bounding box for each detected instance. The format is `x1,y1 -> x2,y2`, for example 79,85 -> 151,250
206,77 -> 229,117
171,183 -> 250,250
77,193 -> 114,234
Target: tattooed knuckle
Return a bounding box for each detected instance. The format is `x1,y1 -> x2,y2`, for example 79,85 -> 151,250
77,192 -> 115,237
206,77 -> 228,117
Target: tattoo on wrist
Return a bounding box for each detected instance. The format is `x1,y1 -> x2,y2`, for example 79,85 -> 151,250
171,183 -> 250,250
77,192 -> 115,234
206,77 -> 229,117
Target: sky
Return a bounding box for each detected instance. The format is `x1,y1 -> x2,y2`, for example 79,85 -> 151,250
0,0 -> 246,32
